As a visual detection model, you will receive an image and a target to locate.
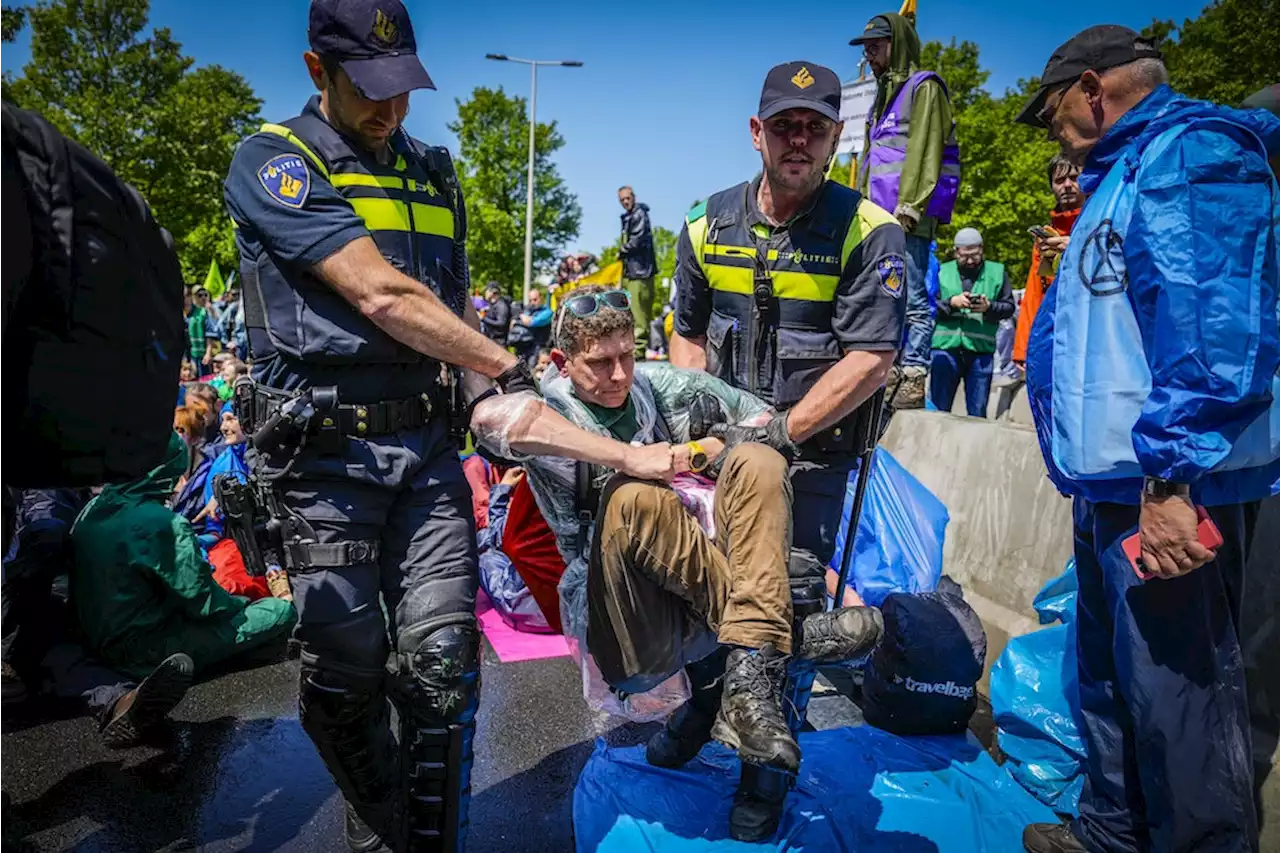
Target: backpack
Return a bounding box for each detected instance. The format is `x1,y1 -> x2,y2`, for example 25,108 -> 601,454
2,103 -> 185,488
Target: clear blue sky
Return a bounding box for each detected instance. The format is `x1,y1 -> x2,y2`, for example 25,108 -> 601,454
2,0 -> 1206,264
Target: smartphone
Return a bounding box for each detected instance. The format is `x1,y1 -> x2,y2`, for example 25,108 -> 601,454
1122,506 -> 1224,580
1027,226 -> 1053,239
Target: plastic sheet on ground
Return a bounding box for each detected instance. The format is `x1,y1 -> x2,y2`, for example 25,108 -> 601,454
574,727 -> 1057,852
990,560 -> 1086,815
831,449 -> 948,607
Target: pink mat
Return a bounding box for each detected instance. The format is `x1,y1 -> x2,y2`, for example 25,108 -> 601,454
476,589 -> 571,663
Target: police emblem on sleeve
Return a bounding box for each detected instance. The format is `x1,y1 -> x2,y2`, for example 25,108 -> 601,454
877,256 -> 906,298
257,154 -> 310,209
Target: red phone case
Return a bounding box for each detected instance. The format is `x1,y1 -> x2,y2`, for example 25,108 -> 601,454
1123,507 -> 1223,580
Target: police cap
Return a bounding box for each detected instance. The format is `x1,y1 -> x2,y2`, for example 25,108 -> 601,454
759,62 -> 842,123
309,0 -> 435,101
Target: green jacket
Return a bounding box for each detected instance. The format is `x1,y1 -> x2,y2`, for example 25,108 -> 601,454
857,12 -> 953,240
70,433 -> 246,663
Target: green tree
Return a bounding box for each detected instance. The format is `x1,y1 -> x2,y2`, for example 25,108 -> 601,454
449,86 -> 581,293
2,5 -> 26,41
2,0 -> 260,280
1150,0 -> 1280,106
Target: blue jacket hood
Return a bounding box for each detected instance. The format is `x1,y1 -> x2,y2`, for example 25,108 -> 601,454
1080,85 -> 1280,195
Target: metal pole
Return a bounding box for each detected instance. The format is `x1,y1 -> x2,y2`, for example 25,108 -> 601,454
831,387 -> 886,611
522,62 -> 537,305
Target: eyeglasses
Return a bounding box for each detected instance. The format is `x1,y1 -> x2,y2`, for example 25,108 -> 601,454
554,289 -> 631,344
1036,77 -> 1081,128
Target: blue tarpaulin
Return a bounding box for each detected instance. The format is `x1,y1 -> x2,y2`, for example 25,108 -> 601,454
574,727 -> 1057,852
990,561 -> 1086,815
832,449 -> 949,607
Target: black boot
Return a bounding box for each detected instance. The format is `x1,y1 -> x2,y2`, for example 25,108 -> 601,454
730,765 -> 789,843
1022,823 -> 1088,853
799,606 -> 884,664
647,648 -> 727,769
100,652 -> 194,748
344,800 -> 388,853
711,645 -> 800,775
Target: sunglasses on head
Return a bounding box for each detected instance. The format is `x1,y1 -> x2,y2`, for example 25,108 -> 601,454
555,289 -> 631,343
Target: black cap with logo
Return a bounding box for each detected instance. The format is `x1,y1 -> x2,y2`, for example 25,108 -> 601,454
309,0 -> 434,101
759,62 -> 842,123
849,15 -> 893,46
1015,25 -> 1161,127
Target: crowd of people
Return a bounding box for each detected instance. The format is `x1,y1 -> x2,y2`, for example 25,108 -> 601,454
3,0 -> 1278,851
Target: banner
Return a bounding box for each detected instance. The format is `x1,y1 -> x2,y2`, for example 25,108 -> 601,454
838,78 -> 877,155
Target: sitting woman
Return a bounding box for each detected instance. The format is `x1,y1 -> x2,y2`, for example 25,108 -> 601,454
70,433 -> 296,679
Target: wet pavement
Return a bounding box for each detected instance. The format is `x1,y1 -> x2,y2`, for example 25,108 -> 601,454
2,641 -> 943,852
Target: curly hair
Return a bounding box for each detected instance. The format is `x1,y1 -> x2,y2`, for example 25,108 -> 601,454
554,284 -> 635,357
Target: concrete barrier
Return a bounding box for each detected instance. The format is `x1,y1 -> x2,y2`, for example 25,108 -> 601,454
880,405 -> 1279,843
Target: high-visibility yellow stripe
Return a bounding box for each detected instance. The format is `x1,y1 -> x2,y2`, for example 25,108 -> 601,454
704,244 -> 756,259
772,271 -> 839,302
330,173 -> 404,190
707,266 -> 753,296
258,123 -> 329,178
843,198 -> 898,268
348,197 -> 454,238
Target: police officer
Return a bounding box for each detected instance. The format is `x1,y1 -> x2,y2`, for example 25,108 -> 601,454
670,61 -> 907,571
223,2 -> 533,850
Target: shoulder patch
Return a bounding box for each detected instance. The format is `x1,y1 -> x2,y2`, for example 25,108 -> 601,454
257,153 -> 310,209
686,200 -> 707,224
876,255 -> 906,299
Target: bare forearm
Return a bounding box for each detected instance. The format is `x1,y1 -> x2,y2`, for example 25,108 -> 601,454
315,238 -> 517,379
670,332 -> 707,370
785,350 -> 894,443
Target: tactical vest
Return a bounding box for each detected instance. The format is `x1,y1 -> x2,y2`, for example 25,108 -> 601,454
860,71 -> 961,224
933,260 -> 1004,353
239,108 -> 468,380
687,181 -> 898,415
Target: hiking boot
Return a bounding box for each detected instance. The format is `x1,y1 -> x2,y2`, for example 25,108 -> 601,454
710,645 -> 800,775
799,606 -> 884,664
890,365 -> 928,410
2,662 -> 27,706
266,568 -> 294,602
344,800 -> 388,853
100,652 -> 194,748
1023,823 -> 1088,853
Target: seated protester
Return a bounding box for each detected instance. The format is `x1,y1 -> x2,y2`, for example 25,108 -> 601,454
469,285 -> 884,776
2,490 -> 198,746
69,432 -> 295,679
476,467 -> 553,633
179,359 -> 198,383
532,347 -> 553,383
184,382 -> 223,446
461,453 -> 501,531
209,356 -> 247,402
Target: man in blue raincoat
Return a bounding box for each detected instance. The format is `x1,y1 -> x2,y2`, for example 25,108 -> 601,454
1015,25 -> 1280,853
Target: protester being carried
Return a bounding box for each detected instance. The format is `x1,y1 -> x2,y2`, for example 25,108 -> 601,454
470,284 -> 884,781
70,433 -> 296,679
929,227 -> 1014,417
1013,154 -> 1082,370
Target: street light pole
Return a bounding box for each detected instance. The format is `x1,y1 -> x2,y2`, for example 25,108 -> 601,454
484,54 -> 583,304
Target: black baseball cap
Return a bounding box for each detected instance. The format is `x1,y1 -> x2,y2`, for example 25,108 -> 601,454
759,62 -> 842,123
309,0 -> 434,101
1016,25 -> 1161,128
849,15 -> 893,46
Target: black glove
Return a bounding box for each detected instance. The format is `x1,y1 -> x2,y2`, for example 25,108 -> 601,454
687,393 -> 727,440
708,414 -> 800,463
495,361 -> 536,396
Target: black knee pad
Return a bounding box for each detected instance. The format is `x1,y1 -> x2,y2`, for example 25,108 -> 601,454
396,614 -> 481,721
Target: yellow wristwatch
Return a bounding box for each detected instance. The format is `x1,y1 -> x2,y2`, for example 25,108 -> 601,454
687,440 -> 710,474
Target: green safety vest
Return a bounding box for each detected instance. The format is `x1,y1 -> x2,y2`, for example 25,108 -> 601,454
933,260 -> 1004,353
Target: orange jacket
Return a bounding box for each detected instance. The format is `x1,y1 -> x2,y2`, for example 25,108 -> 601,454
1013,206 -> 1081,364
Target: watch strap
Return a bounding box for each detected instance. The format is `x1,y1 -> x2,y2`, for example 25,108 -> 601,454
1143,476 -> 1190,498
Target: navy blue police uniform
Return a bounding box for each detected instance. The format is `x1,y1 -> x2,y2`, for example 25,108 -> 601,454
223,2 -> 476,850
674,63 -> 908,568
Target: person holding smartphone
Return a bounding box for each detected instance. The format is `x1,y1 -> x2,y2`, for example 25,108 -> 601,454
928,227 -> 1014,417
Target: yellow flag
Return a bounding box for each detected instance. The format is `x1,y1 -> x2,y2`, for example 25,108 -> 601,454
203,259 -> 226,300
899,0 -> 917,23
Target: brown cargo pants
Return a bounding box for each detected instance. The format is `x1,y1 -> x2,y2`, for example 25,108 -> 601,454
586,443 -> 794,692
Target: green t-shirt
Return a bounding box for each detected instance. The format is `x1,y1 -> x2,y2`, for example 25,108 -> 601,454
581,395 -> 640,444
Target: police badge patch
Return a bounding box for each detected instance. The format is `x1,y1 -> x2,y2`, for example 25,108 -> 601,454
257,153 -> 310,209
877,255 -> 906,298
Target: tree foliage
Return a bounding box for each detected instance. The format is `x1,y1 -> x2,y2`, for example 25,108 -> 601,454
1150,0 -> 1279,107
449,86 -> 581,293
2,0 -> 260,280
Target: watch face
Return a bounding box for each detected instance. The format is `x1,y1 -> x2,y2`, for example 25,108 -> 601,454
691,452 -> 708,471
